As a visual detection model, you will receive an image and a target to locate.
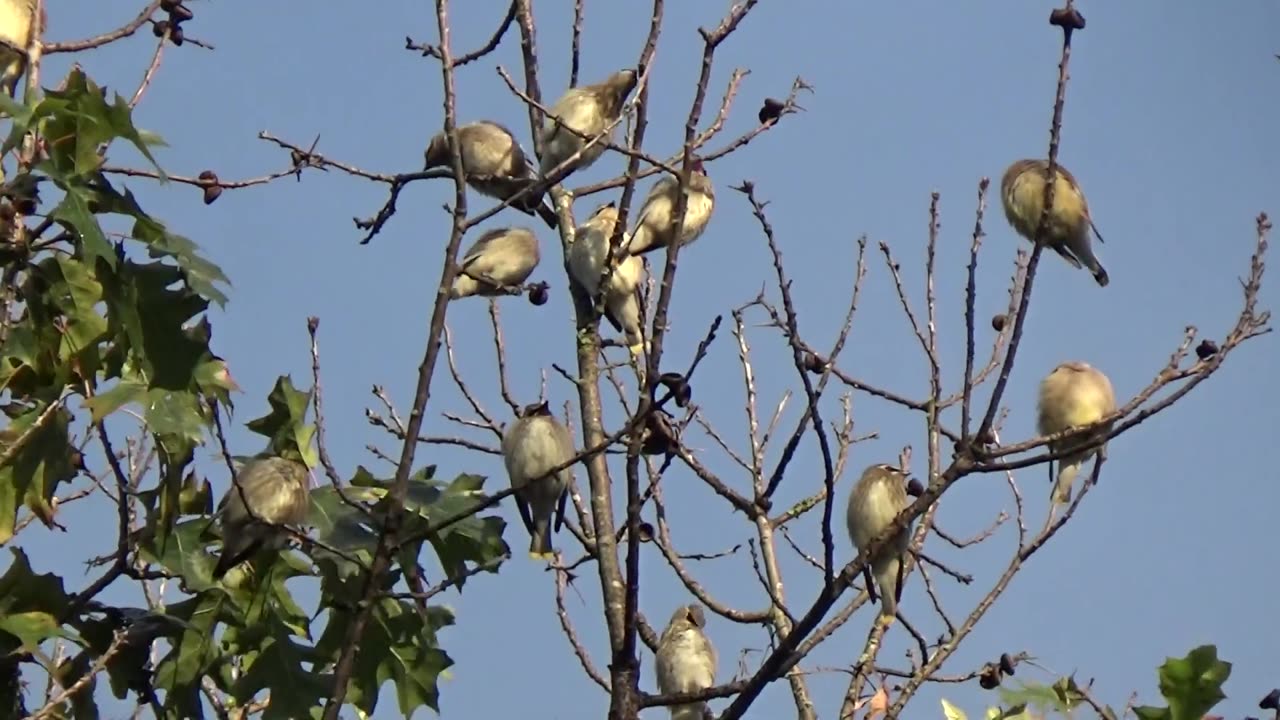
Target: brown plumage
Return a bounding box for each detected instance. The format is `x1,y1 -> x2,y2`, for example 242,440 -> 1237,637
423,121 -> 559,229
846,463 -> 913,621
212,455 -> 311,580
501,402 -> 575,560
450,227 -> 541,300
626,159 -> 716,256
1001,158 -> 1109,287
655,604 -> 717,720
1037,361 -> 1116,504
537,69 -> 638,180
567,202 -> 646,356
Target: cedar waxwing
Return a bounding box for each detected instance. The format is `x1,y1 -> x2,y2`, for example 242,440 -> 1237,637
449,227 -> 541,300
423,121 -> 559,229
537,69 -> 638,179
1001,158 -> 1109,287
846,463 -> 913,621
567,201 -> 646,356
626,159 -> 716,256
0,0 -> 38,99
501,401 -> 575,560
655,604 -> 717,720
212,455 -> 311,580
1037,361 -> 1116,504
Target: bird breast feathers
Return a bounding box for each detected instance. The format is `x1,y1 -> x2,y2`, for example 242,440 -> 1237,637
849,478 -> 907,547
547,90 -> 605,136
222,461 -> 308,526
503,418 -> 573,483
659,630 -> 716,688
641,178 -> 713,233
1009,169 -> 1089,232
0,1 -> 33,48
463,232 -> 538,276
1039,382 -> 1112,431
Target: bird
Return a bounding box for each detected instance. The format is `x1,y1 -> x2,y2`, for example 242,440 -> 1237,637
0,0 -> 38,99
655,604 -> 717,720
423,121 -> 559,229
626,159 -> 716,256
1000,158 -> 1109,287
211,455 -> 311,581
449,227 -> 541,300
537,69 -> 638,180
568,201 -> 646,357
500,401 -> 575,560
846,463 -> 913,622
1037,361 -> 1116,505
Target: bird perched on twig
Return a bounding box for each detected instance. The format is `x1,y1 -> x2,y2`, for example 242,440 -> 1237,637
1001,158 -> 1109,287
449,227 -> 541,300
501,401 -> 575,560
626,159 -> 716,257
568,201 -> 646,357
656,604 -> 717,720
1037,361 -> 1116,505
537,69 -> 638,180
846,463 -> 913,622
423,121 -> 559,229
211,455 -> 311,581
0,0 -> 41,100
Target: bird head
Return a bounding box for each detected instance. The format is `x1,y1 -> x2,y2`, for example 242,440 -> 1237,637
519,400 -> 552,418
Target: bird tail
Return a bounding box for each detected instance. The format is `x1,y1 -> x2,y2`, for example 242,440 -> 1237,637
1052,458 -> 1081,505
450,275 -> 479,300
872,556 -> 901,621
212,538 -> 261,580
1064,235 -> 1109,287
535,200 -> 560,230
528,518 -> 555,561
670,703 -> 707,720
627,225 -> 653,256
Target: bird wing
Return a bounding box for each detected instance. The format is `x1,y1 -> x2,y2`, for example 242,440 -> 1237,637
1089,219 -> 1106,244
1050,243 -> 1085,270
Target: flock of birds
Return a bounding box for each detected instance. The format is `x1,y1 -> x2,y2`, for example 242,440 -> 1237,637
0,0 -> 1127,714
205,66 -> 1119,718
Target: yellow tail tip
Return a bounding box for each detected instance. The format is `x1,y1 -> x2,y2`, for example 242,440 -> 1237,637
528,550 -> 555,561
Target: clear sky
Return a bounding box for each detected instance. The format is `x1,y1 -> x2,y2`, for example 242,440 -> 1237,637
27,1 -> 1279,718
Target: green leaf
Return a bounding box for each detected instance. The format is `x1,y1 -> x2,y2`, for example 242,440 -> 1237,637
407,472 -> 508,587
40,67 -> 165,178
1156,644 -> 1230,720
314,596 -> 454,715
153,595 -> 227,719
0,548 -> 73,654
83,379 -> 147,423
245,376 -> 316,467
1133,706 -> 1171,720
0,404 -> 79,541
50,182 -> 114,267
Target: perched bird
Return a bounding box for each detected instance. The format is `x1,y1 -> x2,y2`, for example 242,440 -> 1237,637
1001,158 -> 1109,287
423,121 -> 559,229
537,69 -> 638,180
449,227 -> 541,300
212,455 -> 311,581
1037,361 -> 1116,504
655,604 -> 717,720
626,160 -> 716,256
568,201 -> 646,356
0,0 -> 39,99
501,401 -> 575,560
846,463 -> 913,622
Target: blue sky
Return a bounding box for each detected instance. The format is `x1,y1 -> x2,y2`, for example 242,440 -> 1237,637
25,1 -> 1278,718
